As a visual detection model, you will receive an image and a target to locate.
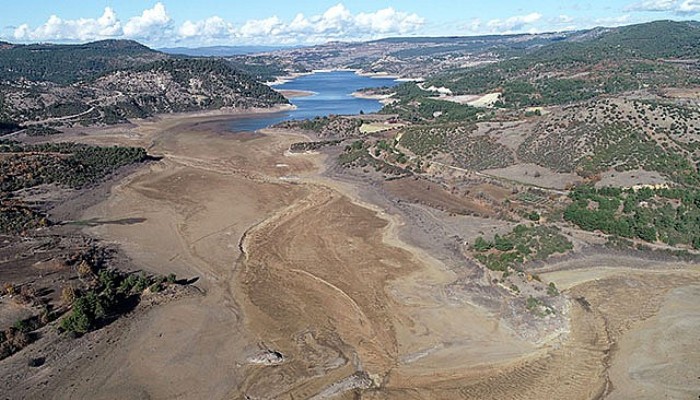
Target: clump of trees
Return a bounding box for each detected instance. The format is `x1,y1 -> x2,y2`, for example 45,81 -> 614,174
0,140 -> 148,192
381,95 -> 485,123
0,201 -> 48,235
276,116 -> 362,138
0,140 -> 148,235
400,124 -> 513,170
61,268 -> 176,335
564,185 -> 700,247
472,225 -> 573,272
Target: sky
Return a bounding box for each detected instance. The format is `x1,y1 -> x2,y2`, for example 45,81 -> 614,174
1,0 -> 698,47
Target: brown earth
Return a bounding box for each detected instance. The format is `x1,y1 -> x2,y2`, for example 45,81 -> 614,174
6,112 -> 699,399
383,176 -> 495,216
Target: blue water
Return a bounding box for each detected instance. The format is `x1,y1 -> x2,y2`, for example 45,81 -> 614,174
227,71 -> 399,132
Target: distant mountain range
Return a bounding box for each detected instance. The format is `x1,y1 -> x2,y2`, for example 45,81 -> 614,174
159,45 -> 295,57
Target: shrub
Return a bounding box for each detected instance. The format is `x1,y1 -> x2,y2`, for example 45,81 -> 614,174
494,235 -> 515,252
61,286 -> 76,305
60,291 -> 107,335
98,269 -> 117,289
13,319 -> 31,333
133,273 -> 150,293
473,236 -> 493,252
526,296 -> 541,310
118,274 -> 137,294
3,283 -> 15,296
77,260 -> 93,278
149,283 -> 163,293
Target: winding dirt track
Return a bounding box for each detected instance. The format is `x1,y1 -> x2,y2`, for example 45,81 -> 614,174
44,114 -> 699,399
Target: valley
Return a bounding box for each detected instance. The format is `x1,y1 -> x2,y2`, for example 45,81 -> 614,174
0,18 -> 699,400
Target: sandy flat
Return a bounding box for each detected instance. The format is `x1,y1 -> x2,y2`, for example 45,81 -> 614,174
607,284 -> 700,399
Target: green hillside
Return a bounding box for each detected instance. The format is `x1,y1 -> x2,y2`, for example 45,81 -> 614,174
423,21 -> 700,107
0,39 -> 166,84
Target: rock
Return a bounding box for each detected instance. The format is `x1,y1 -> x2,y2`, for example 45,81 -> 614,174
246,350 -> 285,365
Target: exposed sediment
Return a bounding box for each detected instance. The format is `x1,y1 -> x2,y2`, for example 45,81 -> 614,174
8,113 -> 697,400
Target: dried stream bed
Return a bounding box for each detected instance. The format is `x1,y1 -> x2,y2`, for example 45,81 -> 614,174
7,114 -> 698,399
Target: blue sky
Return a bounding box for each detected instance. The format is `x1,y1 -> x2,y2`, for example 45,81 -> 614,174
1,1 -> 698,46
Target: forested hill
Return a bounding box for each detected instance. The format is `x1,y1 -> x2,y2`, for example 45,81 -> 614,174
421,20 -> 700,107
535,20 -> 700,61
0,39 -> 167,84
92,58 -> 288,119
0,40 -> 288,127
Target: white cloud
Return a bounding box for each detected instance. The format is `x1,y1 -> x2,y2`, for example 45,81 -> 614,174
625,0 -> 700,14
9,2 -> 424,46
355,7 -> 424,34
288,13 -> 314,34
678,0 -> 700,13
466,19 -> 483,32
594,14 -> 633,25
179,16 -> 235,39
239,16 -> 284,37
13,7 -> 122,41
178,3 -> 424,44
314,3 -> 353,33
485,13 -> 542,33
122,2 -> 171,39
625,0 -> 677,11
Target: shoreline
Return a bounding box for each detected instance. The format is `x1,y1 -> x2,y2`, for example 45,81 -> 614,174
351,91 -> 397,105
265,68 -> 421,88
53,103 -> 296,139
265,71 -> 314,86
150,103 -> 295,120
276,89 -> 316,98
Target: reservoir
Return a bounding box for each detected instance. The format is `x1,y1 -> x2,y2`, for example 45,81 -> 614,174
227,71 -> 399,132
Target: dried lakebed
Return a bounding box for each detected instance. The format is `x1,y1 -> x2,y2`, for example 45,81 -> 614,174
6,113 -> 698,399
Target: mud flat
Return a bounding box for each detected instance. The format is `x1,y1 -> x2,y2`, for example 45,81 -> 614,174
14,111 -> 699,399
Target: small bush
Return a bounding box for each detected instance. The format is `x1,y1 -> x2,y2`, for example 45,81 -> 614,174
61,286 -> 75,305
133,273 -> 150,293
149,283 -> 162,293
60,291 -> 107,335
494,235 -> 515,252
13,319 -> 31,333
473,236 -> 493,252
